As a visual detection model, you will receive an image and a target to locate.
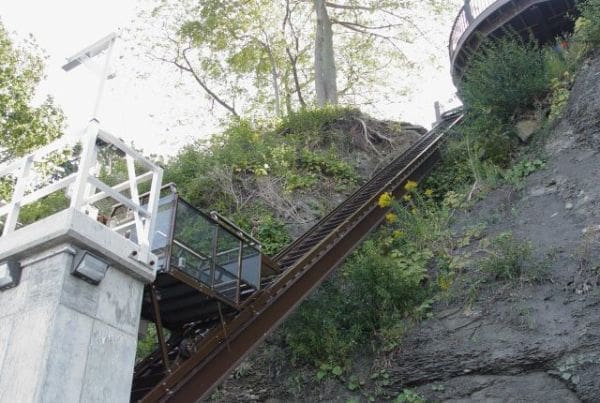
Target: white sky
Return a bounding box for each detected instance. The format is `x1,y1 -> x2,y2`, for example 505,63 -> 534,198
0,1 -> 461,158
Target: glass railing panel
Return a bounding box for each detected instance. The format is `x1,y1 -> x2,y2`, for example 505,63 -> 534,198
111,193 -> 176,270
171,240 -> 212,284
165,198 -> 262,305
173,201 -> 215,259
212,264 -> 239,300
241,245 -> 261,289
151,193 -> 176,269
215,228 -> 241,278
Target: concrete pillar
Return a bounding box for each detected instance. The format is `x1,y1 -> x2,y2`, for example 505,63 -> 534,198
0,209 -> 155,403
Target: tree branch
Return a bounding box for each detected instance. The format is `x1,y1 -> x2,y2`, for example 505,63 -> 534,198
324,2 -> 376,12
283,0 -> 306,107
332,20 -> 403,31
181,48 -> 239,117
332,19 -> 393,39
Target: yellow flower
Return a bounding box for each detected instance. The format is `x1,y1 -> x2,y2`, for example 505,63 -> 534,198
403,194 -> 412,202
411,207 -> 418,215
385,212 -> 398,224
404,180 -> 418,192
424,188 -> 434,197
392,230 -> 405,239
438,274 -> 453,291
378,192 -> 394,208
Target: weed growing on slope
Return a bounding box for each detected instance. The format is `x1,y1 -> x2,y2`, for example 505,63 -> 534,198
481,232 -> 549,282
394,389 -> 426,403
503,158 -> 546,188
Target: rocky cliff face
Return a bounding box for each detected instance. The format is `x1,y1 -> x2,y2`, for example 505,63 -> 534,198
387,52 -> 600,402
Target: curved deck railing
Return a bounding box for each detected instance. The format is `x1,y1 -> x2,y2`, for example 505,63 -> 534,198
449,0 -> 497,57
449,0 -> 576,81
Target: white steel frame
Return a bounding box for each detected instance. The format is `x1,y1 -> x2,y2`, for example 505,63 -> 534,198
0,120 -> 163,266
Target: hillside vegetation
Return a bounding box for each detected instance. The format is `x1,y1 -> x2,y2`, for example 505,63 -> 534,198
156,1 -> 600,401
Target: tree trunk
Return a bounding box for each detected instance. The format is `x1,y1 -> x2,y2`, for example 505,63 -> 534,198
314,0 -> 338,106
265,44 -> 283,117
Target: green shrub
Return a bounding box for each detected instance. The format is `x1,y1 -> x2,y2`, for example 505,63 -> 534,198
461,36 -> 549,119
345,241 -> 432,329
163,108 -> 369,254
285,278 -> 364,365
18,192 -> 69,225
423,135 -> 475,200
280,106 -> 353,142
285,237 -> 433,365
464,114 -> 517,167
298,149 -> 358,182
254,215 -> 291,255
575,0 -> 600,49
504,158 -> 546,187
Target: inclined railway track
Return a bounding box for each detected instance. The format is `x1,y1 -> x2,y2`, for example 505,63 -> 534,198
133,111 -> 463,402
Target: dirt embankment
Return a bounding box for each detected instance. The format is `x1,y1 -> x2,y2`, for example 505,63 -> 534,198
388,52 -> 600,402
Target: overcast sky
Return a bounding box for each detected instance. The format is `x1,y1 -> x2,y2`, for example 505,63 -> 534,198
0,1 -> 461,158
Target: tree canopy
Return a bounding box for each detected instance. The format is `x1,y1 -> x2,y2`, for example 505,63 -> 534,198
135,0 -> 453,119
0,20 -> 64,163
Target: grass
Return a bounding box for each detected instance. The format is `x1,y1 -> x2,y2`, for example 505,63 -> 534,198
481,232 -> 549,282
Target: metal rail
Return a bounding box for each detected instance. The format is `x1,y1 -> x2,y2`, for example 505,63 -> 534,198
135,112 -> 463,402
449,0 -> 497,57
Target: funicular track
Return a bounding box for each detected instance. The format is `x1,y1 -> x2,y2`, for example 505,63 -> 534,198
134,111 -> 463,402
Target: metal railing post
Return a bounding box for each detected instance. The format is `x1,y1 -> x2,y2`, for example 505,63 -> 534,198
70,121 -> 100,211
2,156 -> 33,236
464,0 -> 474,23
235,241 -> 243,304
210,226 -> 219,289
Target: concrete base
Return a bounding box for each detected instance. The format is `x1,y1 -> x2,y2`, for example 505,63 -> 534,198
0,212 -> 154,403
0,241 -> 146,402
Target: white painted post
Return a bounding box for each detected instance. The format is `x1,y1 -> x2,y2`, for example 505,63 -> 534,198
142,169 -> 163,263
70,122 -> 100,211
91,36 -> 116,121
2,156 -> 33,236
0,30 -> 164,402
126,155 -> 144,244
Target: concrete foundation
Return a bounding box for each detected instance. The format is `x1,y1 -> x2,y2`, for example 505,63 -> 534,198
0,209 -> 156,402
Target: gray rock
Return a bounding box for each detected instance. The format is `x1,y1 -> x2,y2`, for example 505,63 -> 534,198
530,187 -> 546,197
515,119 -> 542,142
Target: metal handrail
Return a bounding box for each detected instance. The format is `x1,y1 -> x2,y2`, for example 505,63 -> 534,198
210,210 -> 261,248
0,121 -> 163,265
449,0 -> 498,57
